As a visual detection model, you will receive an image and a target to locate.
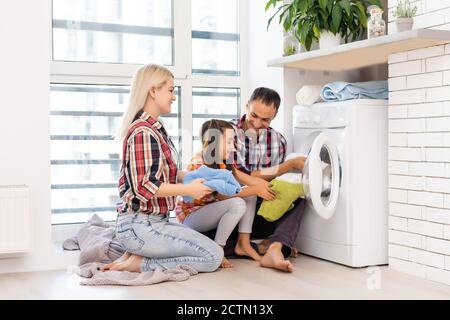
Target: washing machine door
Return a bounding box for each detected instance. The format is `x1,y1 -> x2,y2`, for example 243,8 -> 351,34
302,132 -> 340,220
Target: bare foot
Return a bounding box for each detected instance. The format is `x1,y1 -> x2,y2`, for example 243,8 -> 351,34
220,257 -> 234,268
257,239 -> 270,255
290,247 -> 299,258
101,251 -> 131,271
260,242 -> 293,273
234,241 -> 261,261
106,254 -> 143,273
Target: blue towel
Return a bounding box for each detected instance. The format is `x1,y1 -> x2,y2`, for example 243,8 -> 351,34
320,80 -> 388,101
182,165 -> 242,202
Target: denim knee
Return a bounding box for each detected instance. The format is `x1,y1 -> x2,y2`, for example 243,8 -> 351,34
204,240 -> 224,272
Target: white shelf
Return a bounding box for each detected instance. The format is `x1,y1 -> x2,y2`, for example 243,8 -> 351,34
268,29 -> 450,71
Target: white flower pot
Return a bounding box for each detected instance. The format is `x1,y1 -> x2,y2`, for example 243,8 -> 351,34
319,31 -> 342,49
300,40 -> 319,52
396,17 -> 414,32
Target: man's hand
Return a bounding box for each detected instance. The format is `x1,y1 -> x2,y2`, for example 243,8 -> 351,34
289,156 -> 306,171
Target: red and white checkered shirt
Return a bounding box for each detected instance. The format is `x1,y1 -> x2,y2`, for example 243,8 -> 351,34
231,114 -> 287,174
117,111 -> 178,217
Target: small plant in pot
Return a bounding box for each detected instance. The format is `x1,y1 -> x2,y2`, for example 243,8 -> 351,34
393,0 -> 417,32
266,0 -> 383,52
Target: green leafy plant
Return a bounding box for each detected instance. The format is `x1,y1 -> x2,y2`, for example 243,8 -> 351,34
265,0 -> 383,51
393,0 -> 417,18
284,45 -> 297,56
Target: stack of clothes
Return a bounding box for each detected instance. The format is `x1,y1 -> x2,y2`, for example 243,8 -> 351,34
295,80 -> 388,106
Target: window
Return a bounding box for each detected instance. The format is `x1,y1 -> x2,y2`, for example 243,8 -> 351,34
50,0 -> 246,224
52,0 -> 174,65
192,87 -> 241,153
49,84 -> 181,224
192,0 -> 239,75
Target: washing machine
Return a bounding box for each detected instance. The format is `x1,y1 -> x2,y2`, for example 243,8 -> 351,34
293,99 -> 388,267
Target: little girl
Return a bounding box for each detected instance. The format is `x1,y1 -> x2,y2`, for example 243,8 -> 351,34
175,119 -> 277,268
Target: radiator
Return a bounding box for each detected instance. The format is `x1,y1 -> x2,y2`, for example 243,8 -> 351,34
0,185 -> 32,254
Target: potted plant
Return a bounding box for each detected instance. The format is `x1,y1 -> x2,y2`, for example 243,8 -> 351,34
266,0 -> 383,51
393,0 -> 417,32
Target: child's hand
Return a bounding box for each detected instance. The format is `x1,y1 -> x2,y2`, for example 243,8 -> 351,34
256,183 -> 277,201
187,178 -> 213,199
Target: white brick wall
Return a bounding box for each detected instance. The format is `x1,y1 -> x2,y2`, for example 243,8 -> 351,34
388,0 -> 450,33
388,3 -> 450,284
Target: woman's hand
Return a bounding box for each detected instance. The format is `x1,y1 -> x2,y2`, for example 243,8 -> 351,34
255,181 -> 277,201
186,178 -> 213,199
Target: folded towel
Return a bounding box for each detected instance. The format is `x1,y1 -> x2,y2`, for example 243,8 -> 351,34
182,165 -> 242,202
320,80 -> 388,101
277,172 -> 302,184
257,179 -> 304,222
296,85 -> 323,106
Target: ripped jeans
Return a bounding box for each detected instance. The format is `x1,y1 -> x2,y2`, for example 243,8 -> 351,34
115,212 -> 223,272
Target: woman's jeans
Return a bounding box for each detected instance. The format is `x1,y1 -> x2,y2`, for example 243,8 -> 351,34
115,212 -> 223,272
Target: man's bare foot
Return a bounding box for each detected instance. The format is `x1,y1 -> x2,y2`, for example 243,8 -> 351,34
101,251 -> 131,271
234,241 -> 261,261
260,242 -> 293,273
220,257 -> 234,268
290,247 -> 299,258
257,239 -> 270,255
106,254 -> 143,273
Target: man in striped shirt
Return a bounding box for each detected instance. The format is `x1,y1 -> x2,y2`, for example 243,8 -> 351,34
229,87 -> 306,273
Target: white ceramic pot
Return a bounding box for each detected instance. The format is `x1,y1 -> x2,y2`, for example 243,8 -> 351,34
396,17 -> 414,32
319,31 -> 342,49
299,40 -> 319,52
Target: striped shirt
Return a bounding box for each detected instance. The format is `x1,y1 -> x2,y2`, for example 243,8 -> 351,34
117,111 -> 178,217
231,114 -> 287,174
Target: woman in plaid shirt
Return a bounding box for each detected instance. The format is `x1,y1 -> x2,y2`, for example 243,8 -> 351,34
102,64 -> 223,273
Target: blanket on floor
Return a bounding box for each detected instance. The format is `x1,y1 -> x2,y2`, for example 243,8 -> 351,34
80,262 -> 197,286
63,214 -> 197,285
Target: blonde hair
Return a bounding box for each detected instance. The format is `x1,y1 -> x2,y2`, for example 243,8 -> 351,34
117,64 -> 173,141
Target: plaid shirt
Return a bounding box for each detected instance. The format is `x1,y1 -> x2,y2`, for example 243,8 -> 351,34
231,114 -> 287,174
117,111 -> 178,217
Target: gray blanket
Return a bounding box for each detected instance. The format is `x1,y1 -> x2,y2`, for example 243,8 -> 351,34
80,262 -> 197,286
63,214 -> 198,285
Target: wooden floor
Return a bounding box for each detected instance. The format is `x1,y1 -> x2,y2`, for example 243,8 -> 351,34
0,255 -> 449,300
